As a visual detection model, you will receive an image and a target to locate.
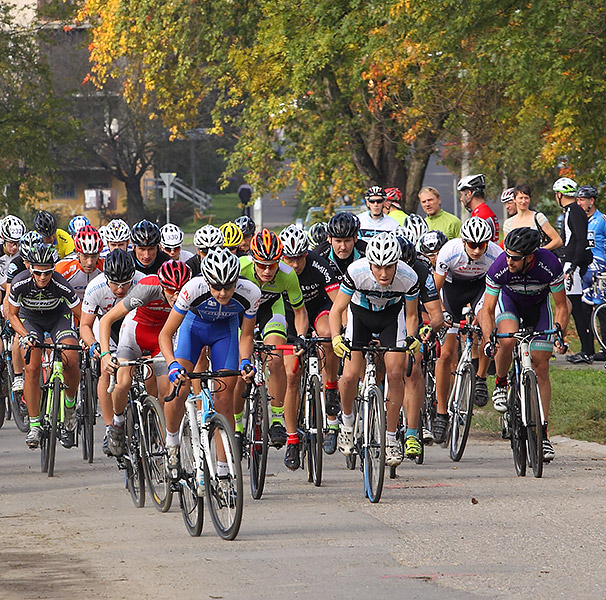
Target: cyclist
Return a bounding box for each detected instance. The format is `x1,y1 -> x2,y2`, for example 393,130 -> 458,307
482,227 -> 569,462
68,215 -> 90,237
100,260 -> 191,456
33,210 -> 75,259
358,186 -> 399,240
419,186 -> 462,240
160,223 -> 194,262
384,187 -> 407,225
80,249 -> 143,454
457,174 -> 499,242
158,248 -> 261,479
400,214 -> 429,247
7,243 -> 81,449
0,216 -> 26,289
308,222 -> 328,249
186,225 -> 224,276
432,217 -> 503,443
234,215 -> 256,256
237,229 -> 309,448
279,225 -> 340,467
501,187 -> 517,218
329,232 -> 420,466
418,230 -> 447,269
129,219 -> 170,276
219,222 -> 244,254
55,225 -> 104,301
104,219 -> 131,253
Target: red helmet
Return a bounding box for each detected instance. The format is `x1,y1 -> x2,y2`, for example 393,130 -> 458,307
385,187 -> 403,207
250,228 -> 283,263
74,225 -> 103,254
157,260 -> 191,290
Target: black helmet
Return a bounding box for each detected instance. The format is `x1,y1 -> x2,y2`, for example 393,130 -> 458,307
504,227 -> 541,256
394,235 -> 417,266
33,210 -> 57,237
130,219 -> 161,247
364,185 -> 386,201
234,215 -> 256,237
27,242 -> 56,266
307,222 -> 328,247
327,212 -> 360,238
104,249 -> 136,282
419,230 -> 447,254
576,185 -> 598,200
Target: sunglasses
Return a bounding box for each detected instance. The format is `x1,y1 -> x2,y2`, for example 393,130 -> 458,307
210,282 -> 236,291
466,241 -> 487,250
367,198 -> 384,204
106,278 -> 133,289
505,252 -> 525,262
31,268 -> 54,276
254,262 -> 278,270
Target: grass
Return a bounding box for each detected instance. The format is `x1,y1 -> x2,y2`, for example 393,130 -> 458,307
473,368 -> 606,444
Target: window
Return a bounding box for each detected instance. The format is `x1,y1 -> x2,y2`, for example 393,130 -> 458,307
52,182 -> 76,199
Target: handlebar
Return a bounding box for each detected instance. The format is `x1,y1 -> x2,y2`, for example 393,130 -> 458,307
24,341 -> 82,365
163,369 -> 243,403
106,356 -> 167,393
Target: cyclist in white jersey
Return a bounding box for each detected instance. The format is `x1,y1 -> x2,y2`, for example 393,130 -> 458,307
160,223 -> 194,262
357,186 -> 399,241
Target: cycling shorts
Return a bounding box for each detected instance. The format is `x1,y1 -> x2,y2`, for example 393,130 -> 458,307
116,312 -> 168,376
345,301 -> 406,347
442,277 -> 485,333
496,295 -> 554,352
256,297 -> 287,341
22,312 -> 77,344
285,301 -> 331,341
174,310 -> 239,371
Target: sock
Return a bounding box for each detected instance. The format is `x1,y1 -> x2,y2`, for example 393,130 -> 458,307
14,372 -> 22,378
65,395 -> 75,409
217,461 -> 229,477
29,416 -> 41,428
270,405 -> 284,425
166,431 -> 180,447
496,376 -> 507,387
327,417 -> 339,429
287,433 -> 299,445
234,411 -> 243,434
476,376 -> 486,382
386,431 -> 397,444
341,412 -> 354,428
405,428 -> 418,439
325,380 -> 338,390
113,412 -> 125,426
543,422 -> 549,438
105,425 -> 111,434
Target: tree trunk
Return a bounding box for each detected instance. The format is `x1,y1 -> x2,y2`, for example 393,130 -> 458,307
404,129 -> 438,214
125,176 -> 145,223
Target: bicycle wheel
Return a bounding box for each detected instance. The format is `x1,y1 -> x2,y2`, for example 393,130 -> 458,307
591,302 -> 606,352
449,361 -> 475,462
47,378 -> 61,478
248,385 -> 269,500
508,376 -> 526,477
142,395 -> 172,512
306,374 -> 323,487
422,365 -> 437,444
364,385 -> 386,503
124,403 -> 145,507
415,409 -> 425,465
7,359 -> 29,433
0,395 -> 5,429
179,413 -> 204,536
205,413 -> 244,540
523,370 -> 543,478
80,369 -> 95,463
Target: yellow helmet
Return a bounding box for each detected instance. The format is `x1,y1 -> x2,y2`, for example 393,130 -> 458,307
219,222 -> 244,248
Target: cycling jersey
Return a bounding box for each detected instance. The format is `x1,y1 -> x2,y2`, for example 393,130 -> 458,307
121,274 -> 171,326
0,252 -> 18,287
316,239 -> 367,282
9,270 -> 79,318
413,258 -> 439,306
386,209 -> 407,226
82,271 -> 145,317
175,249 -> 195,262
471,203 -> 499,242
587,209 -> 606,263
6,255 -> 26,285
289,251 -> 339,314
185,253 -> 202,277
435,238 -> 503,282
129,249 -> 171,276
357,212 -> 399,241
55,228 -> 75,259
424,210 -> 462,240
560,202 -> 592,279
55,256 -> 104,301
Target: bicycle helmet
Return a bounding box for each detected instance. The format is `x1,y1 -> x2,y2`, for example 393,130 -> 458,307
552,177 -> 577,195
504,227 -> 541,256
68,215 -> 90,236
400,214 -> 429,245
327,212 -> 360,238
280,225 -> 309,257
130,219 -> 161,247
576,185 -> 598,200
27,242 -> 56,266
500,187 -> 515,203
201,248 -> 241,287
457,174 -> 485,192
219,222 -> 244,248
160,223 -> 184,248
104,248 -> 136,282
105,218 -> 131,243
193,224 -> 224,251
98,225 -> 108,245
385,187 -> 403,207
395,235 -> 417,266
20,231 -> 43,256
234,215 -> 256,237
366,232 -> 401,266
250,228 -> 283,263
74,225 -> 103,254
307,222 -> 328,247
157,260 -> 191,290
419,230 -> 447,254
364,185 -> 386,201
460,216 -> 493,243
0,216 -> 26,243
33,210 -> 57,237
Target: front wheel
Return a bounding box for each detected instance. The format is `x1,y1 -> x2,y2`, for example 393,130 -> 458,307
248,386 -> 269,500
179,413 -> 204,536
449,362 -> 475,462
305,375 -> 323,487
205,413 -> 244,540
508,374 -> 526,477
47,378 -> 62,478
524,371 -> 543,478
591,302 -> 606,353
79,369 -> 95,463
364,385 -> 385,503
124,403 -> 145,508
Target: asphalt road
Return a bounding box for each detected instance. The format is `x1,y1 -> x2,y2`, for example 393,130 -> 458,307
1,417 -> 606,599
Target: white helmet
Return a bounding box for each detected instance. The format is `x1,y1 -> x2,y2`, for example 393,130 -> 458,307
160,223 -> 184,248
500,187 -> 515,203
366,232 -> 401,266
279,225 -> 309,257
105,219 -> 131,243
457,173 -> 485,192
460,216 -> 492,243
193,224 -> 224,251
98,225 -> 108,245
201,248 -> 240,286
552,177 -> 578,195
400,214 -> 428,246
0,215 -> 26,243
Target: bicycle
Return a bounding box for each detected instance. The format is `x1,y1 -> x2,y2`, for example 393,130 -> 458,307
420,331 -> 440,445
494,325 -> 563,478
0,321 -> 29,433
166,370 -> 244,540
77,350 -> 98,463
589,273 -> 606,352
107,356 -> 171,511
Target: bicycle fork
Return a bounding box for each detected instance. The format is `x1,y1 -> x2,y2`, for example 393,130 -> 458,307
519,342 -> 546,428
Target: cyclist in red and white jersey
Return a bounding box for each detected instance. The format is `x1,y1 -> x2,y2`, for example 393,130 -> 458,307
458,174 -> 499,242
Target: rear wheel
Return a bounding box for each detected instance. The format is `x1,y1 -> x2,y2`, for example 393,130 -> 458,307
7,357 -> 29,433
508,375 -> 526,477
179,414 -> 204,536
124,403 -> 145,507
47,379 -> 61,478
79,369 -> 95,463
449,362 -> 475,462
524,371 -> 543,478
591,302 -> 606,353
364,385 -> 385,503
306,375 -> 323,486
248,385 -> 269,500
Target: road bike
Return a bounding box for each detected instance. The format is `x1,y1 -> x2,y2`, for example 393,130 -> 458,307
166,370 -> 243,540
0,321 -> 29,433
77,350 -> 98,463
420,331 -> 440,445
108,356 -> 171,511
589,273 -> 606,352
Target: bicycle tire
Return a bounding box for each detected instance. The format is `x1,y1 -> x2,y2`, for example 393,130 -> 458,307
591,302 -> 606,353
179,413 -> 203,536
205,413 -> 244,540
0,395 -> 5,429
124,403 -> 145,507
306,374 -> 323,487
524,370 -> 543,478
364,385 -> 386,503
346,395 -> 361,471
84,368 -> 95,463
141,395 -> 172,513
422,360 -> 437,443
414,409 -> 425,465
508,376 -> 526,477
249,385 -> 269,500
7,355 -> 28,432
449,361 -> 475,462
47,378 -> 61,478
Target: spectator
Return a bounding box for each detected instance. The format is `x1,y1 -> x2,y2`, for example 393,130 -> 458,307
419,186 -> 461,240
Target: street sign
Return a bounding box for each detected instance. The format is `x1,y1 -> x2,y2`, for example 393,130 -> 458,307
160,172 -> 177,187
160,172 -> 177,223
